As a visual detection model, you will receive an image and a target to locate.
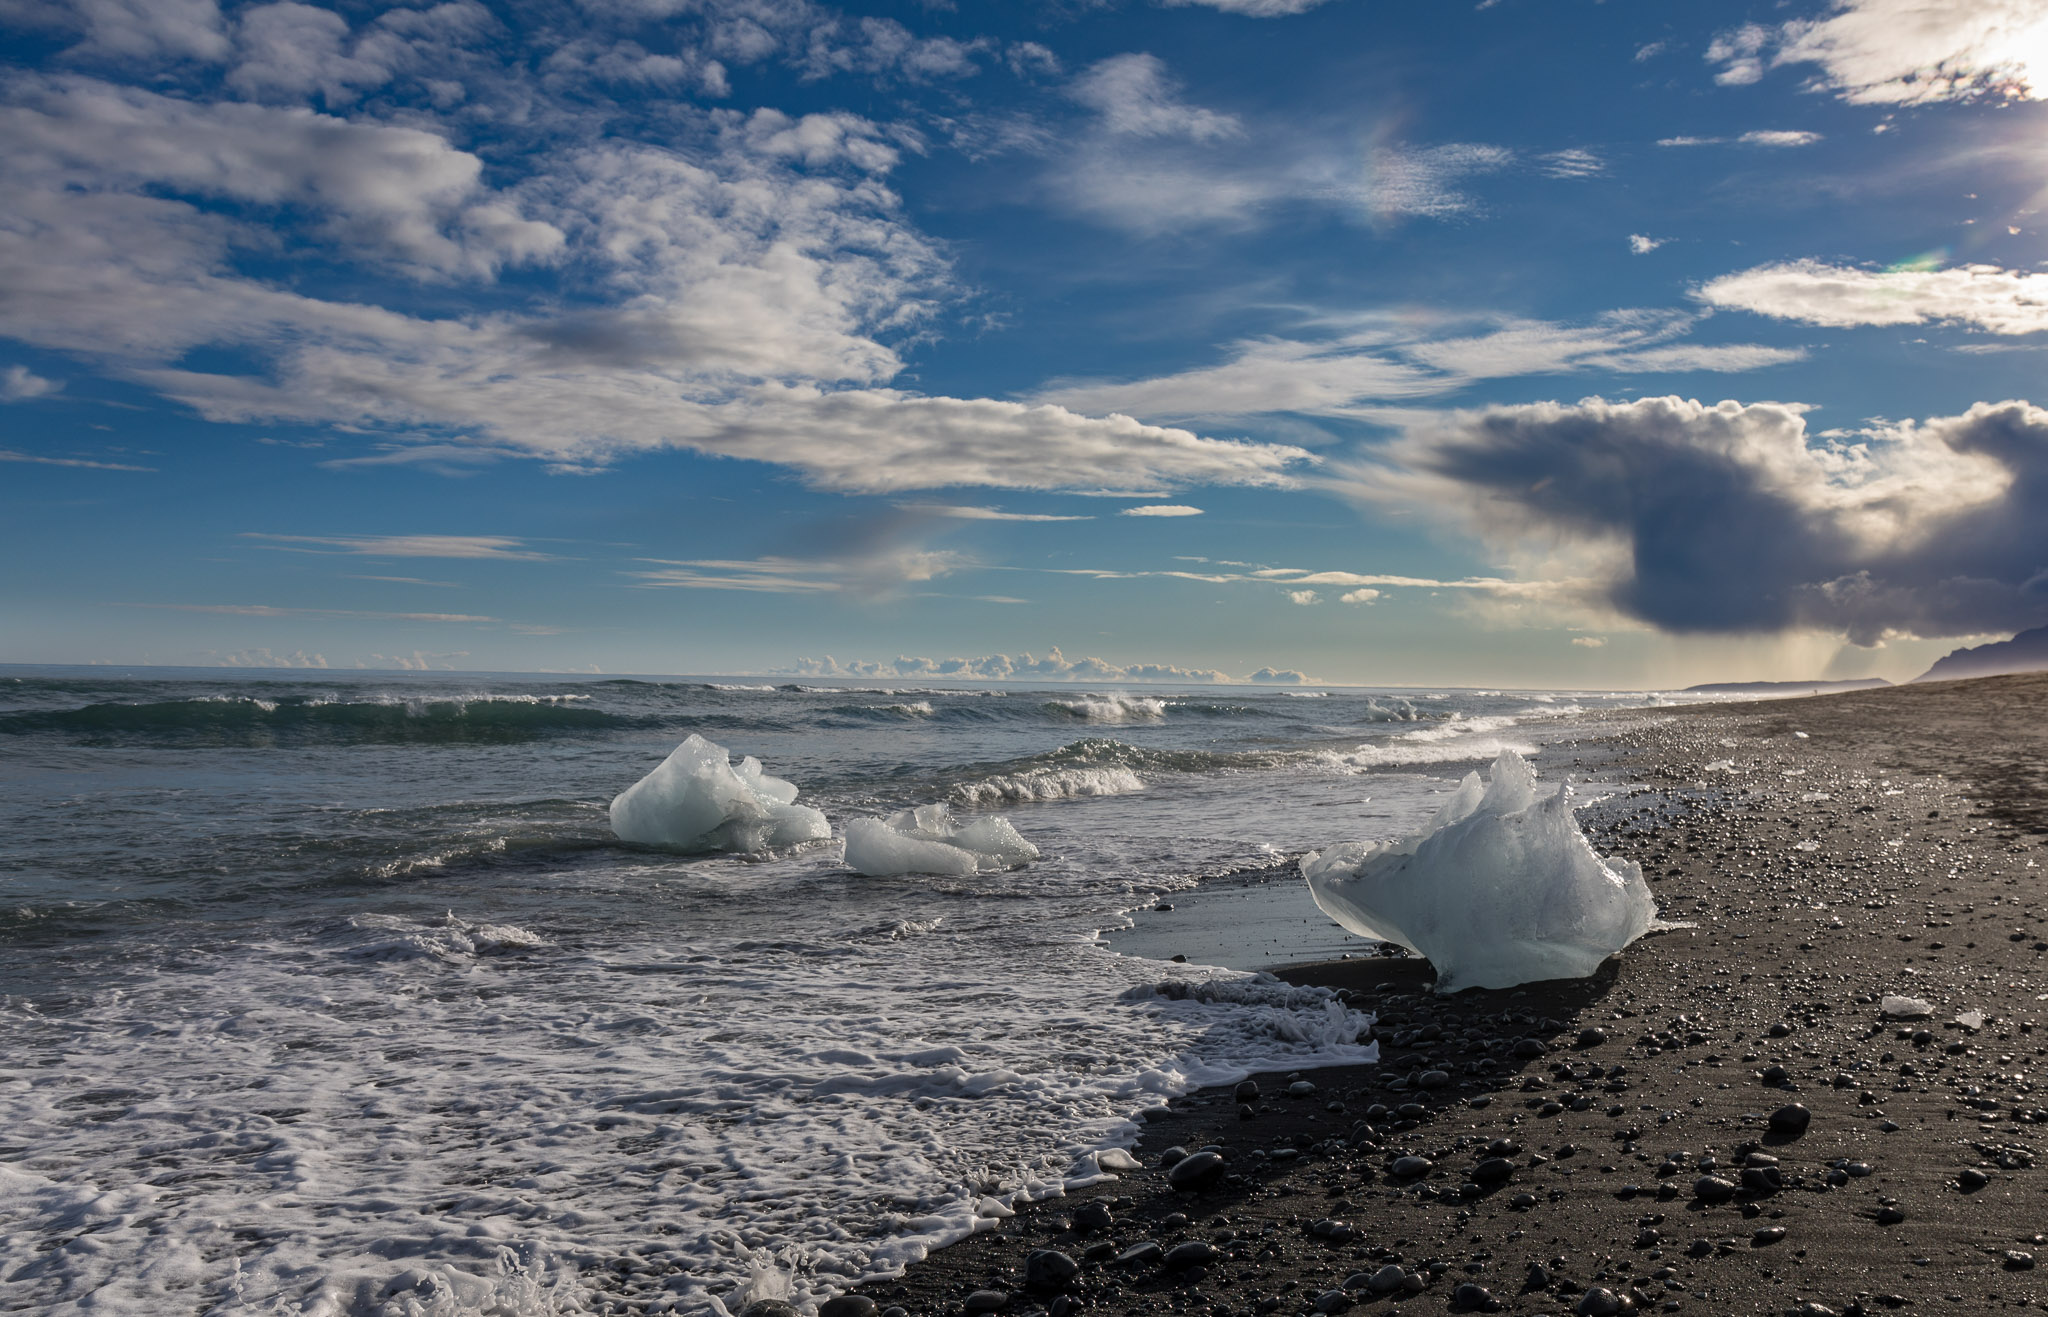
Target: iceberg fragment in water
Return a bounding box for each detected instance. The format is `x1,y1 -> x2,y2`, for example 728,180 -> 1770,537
844,803 -> 1040,876
610,733 -> 830,852
1301,750 -> 1659,993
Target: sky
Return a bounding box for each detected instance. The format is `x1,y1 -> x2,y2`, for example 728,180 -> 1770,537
6,0 -> 2048,687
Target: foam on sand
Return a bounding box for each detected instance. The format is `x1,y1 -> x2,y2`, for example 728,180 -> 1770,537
1300,750 -> 1661,993
845,804 -> 1041,876
610,734 -> 830,852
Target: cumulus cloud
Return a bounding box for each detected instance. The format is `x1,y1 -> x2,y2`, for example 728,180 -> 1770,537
1336,393 -> 2048,642
1285,589 -> 1319,605
1339,588 -> 1380,604
789,646 -> 1239,683
1708,0 -> 2048,104
1038,310 -> 1804,421
1699,260 -> 2048,334
1628,234 -> 1667,254
1247,667 -> 1312,683
1,365 -> 61,399
0,65 -> 1308,492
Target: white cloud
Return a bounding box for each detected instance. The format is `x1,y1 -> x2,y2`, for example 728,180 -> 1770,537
1334,393 -> 2048,642
1538,148 -> 1604,179
212,647 -> 329,668
1285,589 -> 1319,605
1571,635 -> 1607,648
1160,0 -> 1333,13
0,73 -> 1310,493
1247,666 -> 1313,683
1069,54 -> 1241,142
1738,129 -> 1824,147
1038,310 -> 1804,421
142,602 -> 497,621
1339,587 -> 1380,604
789,646 -> 1239,683
1708,0 -> 2048,104
1,364 -> 61,399
1364,143 -> 1514,222
1699,259 -> 2048,333
905,504 -> 1093,521
1120,504 -> 1205,517
240,533 -> 548,559
1628,234 -> 1667,254
0,447 -> 152,471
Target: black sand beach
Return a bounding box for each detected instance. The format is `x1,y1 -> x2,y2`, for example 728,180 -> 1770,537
865,674 -> 2048,1317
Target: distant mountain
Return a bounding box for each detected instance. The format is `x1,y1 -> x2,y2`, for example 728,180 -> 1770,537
1683,678 -> 1891,697
1915,625 -> 2048,683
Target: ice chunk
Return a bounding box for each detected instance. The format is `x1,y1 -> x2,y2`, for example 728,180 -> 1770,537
1956,1010 -> 1986,1031
1880,994 -> 1934,1018
1300,750 -> 1660,993
609,734 -> 829,852
844,803 -> 1040,876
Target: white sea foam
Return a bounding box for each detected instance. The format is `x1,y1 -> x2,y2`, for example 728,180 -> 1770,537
950,766 -> 1146,805
1043,693 -> 1167,723
845,804 -> 1039,876
1301,750 -> 1661,992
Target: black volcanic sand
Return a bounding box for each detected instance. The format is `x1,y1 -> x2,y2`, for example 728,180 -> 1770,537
862,674 -> 2048,1317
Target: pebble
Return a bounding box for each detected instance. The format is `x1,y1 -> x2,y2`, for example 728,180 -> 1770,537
1167,1150 -> 1225,1191
1452,1281 -> 1499,1311
1753,1226 -> 1787,1245
1577,1027 -> 1609,1048
1573,1287 -> 1626,1315
1288,1080 -> 1317,1098
1694,1175 -> 1738,1202
1366,1265 -> 1408,1294
1235,1080 -> 1260,1103
1875,1206 -> 1906,1225
2006,1250 -> 2037,1270
820,1298 -> 877,1317
1959,1169 -> 1989,1191
1769,1102 -> 1812,1137
1072,1202 -> 1114,1231
740,1303 -> 799,1317
1024,1251 -> 1079,1289
1391,1156 -> 1432,1178
1473,1156 -> 1513,1183
963,1291 -> 1007,1314
1115,1242 -> 1163,1267
1312,1289 -> 1352,1313
1163,1241 -> 1220,1270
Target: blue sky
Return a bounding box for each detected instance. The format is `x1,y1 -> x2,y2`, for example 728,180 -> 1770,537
7,0 -> 2048,686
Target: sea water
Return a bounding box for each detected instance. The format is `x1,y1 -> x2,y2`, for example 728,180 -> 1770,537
0,669 -> 1677,1316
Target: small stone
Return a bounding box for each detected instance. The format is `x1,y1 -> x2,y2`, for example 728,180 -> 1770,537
1573,1287 -> 1626,1315
1366,1265 -> 1408,1294
1235,1080 -> 1260,1103
1959,1169 -> 1989,1191
1156,1146 -> 1188,1167
1025,1251 -> 1080,1290
1513,1038 -> 1548,1059
741,1304 -> 800,1317
1577,1027 -> 1609,1049
1741,1165 -> 1783,1193
1473,1157 -> 1513,1183
1769,1103 -> 1812,1137
1167,1151 -> 1226,1191
1525,1262 -> 1552,1288
820,1298 -> 877,1317
1752,1226 -> 1787,1245
1163,1242 -> 1220,1271
2005,1250 -> 2037,1270
1391,1156 -> 1432,1178
1452,1282 -> 1499,1311
1312,1289 -> 1352,1314
1288,1080 -> 1317,1098
1760,1065 -> 1792,1088
1114,1242 -> 1162,1267
1875,1206 -> 1906,1225
1693,1175 -> 1737,1202
1073,1202 -> 1114,1232
964,1292 -> 1008,1314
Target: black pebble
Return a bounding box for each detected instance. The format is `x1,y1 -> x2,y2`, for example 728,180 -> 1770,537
1167,1150 -> 1225,1191
1025,1251 -> 1079,1290
819,1298 -> 876,1317
1577,1027 -> 1608,1048
1769,1103 -> 1812,1137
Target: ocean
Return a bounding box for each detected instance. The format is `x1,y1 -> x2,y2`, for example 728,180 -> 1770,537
0,668 -> 1677,1317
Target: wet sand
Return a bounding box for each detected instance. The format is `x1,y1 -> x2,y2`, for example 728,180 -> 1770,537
871,673 -> 2048,1317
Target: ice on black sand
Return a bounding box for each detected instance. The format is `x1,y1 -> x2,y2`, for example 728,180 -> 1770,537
1301,750 -> 1661,992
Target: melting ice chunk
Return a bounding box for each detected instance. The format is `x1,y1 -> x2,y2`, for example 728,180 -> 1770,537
1300,750 -> 1659,993
844,803 -> 1040,876
610,733 -> 830,852
1880,994 -> 1935,1018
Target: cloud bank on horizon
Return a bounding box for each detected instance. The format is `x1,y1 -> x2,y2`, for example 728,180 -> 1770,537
4,0 -> 2048,684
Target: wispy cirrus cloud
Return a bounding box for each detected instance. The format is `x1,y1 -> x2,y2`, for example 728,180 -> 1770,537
1037,309 -> 1805,421
241,533 -> 550,559
901,504 -> 1094,522
133,603 -> 498,622
0,447 -> 153,471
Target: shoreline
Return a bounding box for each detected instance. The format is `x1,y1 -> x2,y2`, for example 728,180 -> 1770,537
873,674 -> 2048,1317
